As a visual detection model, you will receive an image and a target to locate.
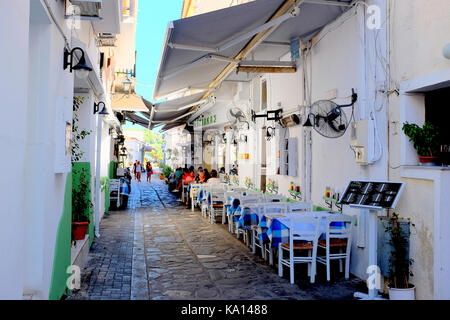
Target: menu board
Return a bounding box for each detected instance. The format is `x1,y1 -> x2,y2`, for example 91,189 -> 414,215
338,180 -> 404,209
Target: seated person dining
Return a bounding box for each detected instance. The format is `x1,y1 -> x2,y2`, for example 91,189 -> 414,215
207,170 -> 220,184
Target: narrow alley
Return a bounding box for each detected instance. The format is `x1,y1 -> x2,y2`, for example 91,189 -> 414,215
68,177 -> 363,300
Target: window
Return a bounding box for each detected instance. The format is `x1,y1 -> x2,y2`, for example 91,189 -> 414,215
425,86 -> 450,145
261,79 -> 268,110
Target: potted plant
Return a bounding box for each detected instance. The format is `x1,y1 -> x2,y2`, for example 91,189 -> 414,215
402,122 -> 440,165
72,168 -> 93,240
385,213 -> 415,300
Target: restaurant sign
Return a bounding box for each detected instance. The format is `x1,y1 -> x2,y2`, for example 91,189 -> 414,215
194,114 -> 217,128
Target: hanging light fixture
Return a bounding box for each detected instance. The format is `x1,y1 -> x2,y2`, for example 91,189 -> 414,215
123,77 -> 132,94
266,126 -> 276,141
94,102 -> 109,115
64,47 -> 92,79
303,113 -> 314,127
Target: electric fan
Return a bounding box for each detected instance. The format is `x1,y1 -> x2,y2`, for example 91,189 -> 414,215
305,89 -> 357,139
226,106 -> 250,131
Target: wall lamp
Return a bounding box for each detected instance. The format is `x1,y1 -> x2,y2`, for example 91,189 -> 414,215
64,47 -> 92,78
266,126 -> 276,141
251,108 -> 283,123
123,78 -> 132,94
303,113 -> 314,127
94,102 -> 109,115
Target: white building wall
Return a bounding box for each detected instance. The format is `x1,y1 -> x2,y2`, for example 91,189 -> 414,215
240,3 -> 388,286
234,0 -> 450,299
0,0 -> 30,300
387,0 -> 450,300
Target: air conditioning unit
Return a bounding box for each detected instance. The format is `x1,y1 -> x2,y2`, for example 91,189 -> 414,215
280,114 -> 300,128
66,0 -> 102,20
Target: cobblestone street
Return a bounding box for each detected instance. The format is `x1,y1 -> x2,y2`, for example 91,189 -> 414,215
68,178 -> 365,300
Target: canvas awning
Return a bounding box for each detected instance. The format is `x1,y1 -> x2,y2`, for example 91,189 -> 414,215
111,93 -> 152,113
123,111 -> 150,129
153,0 -> 353,106
149,91 -> 211,130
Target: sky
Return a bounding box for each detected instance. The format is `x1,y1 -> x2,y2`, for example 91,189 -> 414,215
123,0 -> 184,131
135,0 -> 184,102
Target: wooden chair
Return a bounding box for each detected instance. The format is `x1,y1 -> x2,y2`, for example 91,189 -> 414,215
224,191 -> 243,229
264,194 -> 287,203
208,186 -> 226,224
235,196 -> 261,245
253,202 -> 288,265
278,216 -> 321,284
109,179 -> 121,208
317,214 -> 354,281
200,185 -> 210,218
287,201 -> 313,213
228,186 -> 247,193
189,183 -> 203,211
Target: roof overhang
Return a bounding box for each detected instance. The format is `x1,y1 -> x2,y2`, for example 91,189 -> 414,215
153,0 -> 353,103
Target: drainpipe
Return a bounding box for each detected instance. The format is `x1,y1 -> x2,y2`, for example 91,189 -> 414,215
301,41 -> 312,202
94,114 -> 103,238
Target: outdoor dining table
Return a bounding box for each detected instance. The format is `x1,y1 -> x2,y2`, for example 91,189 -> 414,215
262,211 -> 343,248
236,204 -> 263,229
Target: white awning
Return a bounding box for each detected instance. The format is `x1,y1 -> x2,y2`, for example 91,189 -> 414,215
153,0 -> 353,101
111,93 -> 152,112
149,92 -> 211,129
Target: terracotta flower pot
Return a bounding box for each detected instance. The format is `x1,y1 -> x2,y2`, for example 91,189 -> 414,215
72,222 -> 89,240
418,155 -> 438,165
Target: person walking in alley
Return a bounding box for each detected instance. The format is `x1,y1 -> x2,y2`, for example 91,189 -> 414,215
133,161 -> 137,180
146,162 -> 153,183
136,161 -> 142,182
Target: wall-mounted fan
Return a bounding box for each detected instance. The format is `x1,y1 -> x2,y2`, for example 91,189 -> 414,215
304,89 -> 357,138
227,106 -> 250,131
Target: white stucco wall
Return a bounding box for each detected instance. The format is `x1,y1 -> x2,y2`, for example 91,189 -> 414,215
0,0 -> 30,300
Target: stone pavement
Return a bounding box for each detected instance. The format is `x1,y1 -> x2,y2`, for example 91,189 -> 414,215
68,177 -> 365,300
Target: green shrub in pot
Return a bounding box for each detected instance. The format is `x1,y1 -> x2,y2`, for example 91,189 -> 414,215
385,213 -> 416,299
402,122 -> 440,163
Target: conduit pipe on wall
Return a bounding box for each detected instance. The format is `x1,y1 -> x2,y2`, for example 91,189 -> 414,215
42,0 -> 70,49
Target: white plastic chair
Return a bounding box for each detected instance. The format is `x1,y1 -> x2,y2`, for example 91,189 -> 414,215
253,202 -> 288,265
317,214 -> 354,281
278,216 -> 321,284
287,201 -> 314,213
109,179 -> 121,208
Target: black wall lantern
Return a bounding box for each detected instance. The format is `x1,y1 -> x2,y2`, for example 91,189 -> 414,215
64,47 -> 92,78
251,108 -> 283,123
94,102 -> 109,115
266,126 -> 276,141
